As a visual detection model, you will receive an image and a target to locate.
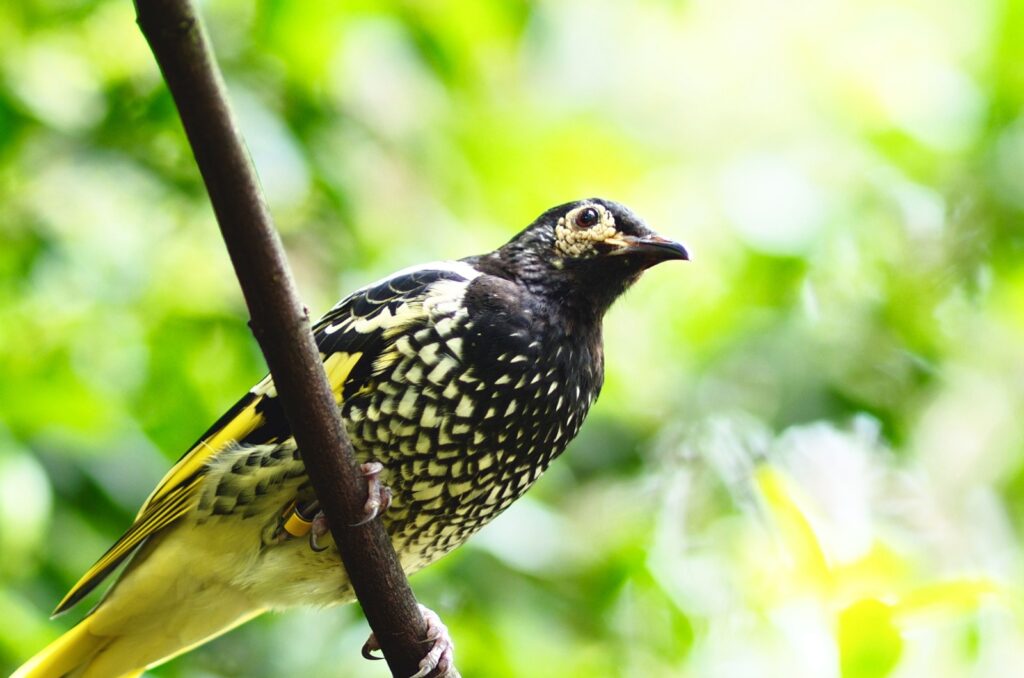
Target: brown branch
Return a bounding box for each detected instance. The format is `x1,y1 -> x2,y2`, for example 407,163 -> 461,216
133,2 -> 453,676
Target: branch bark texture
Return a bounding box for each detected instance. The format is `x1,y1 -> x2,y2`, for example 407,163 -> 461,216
134,2 -> 448,675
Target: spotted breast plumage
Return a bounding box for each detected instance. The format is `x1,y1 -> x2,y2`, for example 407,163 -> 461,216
15,198 -> 688,678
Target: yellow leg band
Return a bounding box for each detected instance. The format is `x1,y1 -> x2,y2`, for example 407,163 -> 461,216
283,510 -> 313,537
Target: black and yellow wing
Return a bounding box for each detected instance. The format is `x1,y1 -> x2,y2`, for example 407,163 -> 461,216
54,263 -> 476,615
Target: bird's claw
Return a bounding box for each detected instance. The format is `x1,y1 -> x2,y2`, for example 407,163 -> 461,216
361,604 -> 455,678
411,604 -> 454,678
361,635 -> 384,661
350,461 -> 392,527
308,512 -> 330,552
306,461 -> 391,552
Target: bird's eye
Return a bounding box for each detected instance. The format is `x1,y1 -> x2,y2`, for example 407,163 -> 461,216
575,207 -> 599,229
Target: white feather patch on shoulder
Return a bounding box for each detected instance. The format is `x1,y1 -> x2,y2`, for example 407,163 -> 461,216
322,262 -> 477,337
336,260 -> 480,305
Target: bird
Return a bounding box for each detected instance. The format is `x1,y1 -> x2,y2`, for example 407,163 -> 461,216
15,198 -> 688,678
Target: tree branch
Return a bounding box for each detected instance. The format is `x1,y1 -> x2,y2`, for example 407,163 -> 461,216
134,2 -> 453,676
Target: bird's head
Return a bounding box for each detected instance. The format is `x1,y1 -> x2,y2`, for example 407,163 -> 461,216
488,198 -> 688,320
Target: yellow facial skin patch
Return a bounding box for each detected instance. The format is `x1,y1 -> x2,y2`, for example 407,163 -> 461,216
553,203 -> 623,258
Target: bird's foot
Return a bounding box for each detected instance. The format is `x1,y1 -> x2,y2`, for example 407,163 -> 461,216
308,461 -> 391,551
411,605 -> 455,678
308,511 -> 330,552
361,604 -> 455,678
351,461 -> 393,527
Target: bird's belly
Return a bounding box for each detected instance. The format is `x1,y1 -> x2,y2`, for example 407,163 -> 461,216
332,308 -> 597,569
343,380 -> 586,570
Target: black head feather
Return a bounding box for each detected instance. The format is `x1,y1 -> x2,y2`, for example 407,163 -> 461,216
469,198 -> 687,322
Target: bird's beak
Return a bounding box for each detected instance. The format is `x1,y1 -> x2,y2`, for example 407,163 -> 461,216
607,234 -> 690,262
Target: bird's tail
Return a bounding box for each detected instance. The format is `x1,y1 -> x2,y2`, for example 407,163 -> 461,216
10,616 -> 142,678
13,603 -> 267,678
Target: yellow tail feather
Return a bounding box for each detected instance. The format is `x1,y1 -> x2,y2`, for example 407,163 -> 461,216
12,605 -> 267,678
11,616 -> 112,678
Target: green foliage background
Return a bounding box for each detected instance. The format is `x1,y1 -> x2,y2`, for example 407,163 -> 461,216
2,0 -> 1023,676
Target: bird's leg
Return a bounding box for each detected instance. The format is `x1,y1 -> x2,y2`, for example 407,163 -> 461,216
309,461 -> 392,551
362,604 -> 456,678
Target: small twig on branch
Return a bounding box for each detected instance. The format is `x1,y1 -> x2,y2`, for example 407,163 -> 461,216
134,1 -> 455,676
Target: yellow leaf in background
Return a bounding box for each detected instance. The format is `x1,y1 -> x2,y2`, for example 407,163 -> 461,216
755,465 -> 833,593
839,599 -> 902,678
831,541 -> 912,603
892,579 -> 1002,620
